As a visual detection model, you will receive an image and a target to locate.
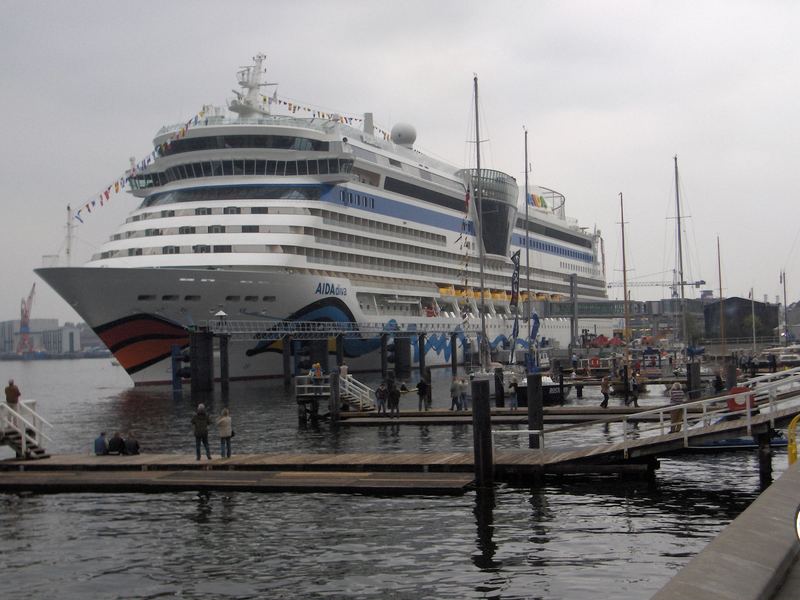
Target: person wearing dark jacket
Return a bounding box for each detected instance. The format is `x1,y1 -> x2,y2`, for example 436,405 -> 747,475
108,431 -> 126,454
124,432 -> 140,455
191,404 -> 212,460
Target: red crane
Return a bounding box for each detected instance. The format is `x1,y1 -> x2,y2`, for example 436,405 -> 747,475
16,283 -> 35,354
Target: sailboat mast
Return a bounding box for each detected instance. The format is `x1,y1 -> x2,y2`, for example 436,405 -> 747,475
473,75 -> 488,370
717,236 -> 725,357
674,155 -> 688,346
66,204 -> 74,267
524,127 -> 531,351
782,270 -> 788,346
620,193 -> 630,352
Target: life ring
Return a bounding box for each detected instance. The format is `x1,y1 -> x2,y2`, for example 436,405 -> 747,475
589,357 -> 601,369
727,385 -> 755,412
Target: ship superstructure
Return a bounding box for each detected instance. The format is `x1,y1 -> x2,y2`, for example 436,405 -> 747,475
37,55 -> 609,384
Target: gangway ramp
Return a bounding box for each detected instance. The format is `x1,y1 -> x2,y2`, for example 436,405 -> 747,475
522,367 -> 800,468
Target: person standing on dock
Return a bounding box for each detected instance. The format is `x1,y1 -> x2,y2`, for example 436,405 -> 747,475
669,382 -> 685,433
628,373 -> 639,408
450,378 -> 460,410
458,377 -> 469,410
508,376 -> 519,411
599,376 -> 610,408
375,382 -> 388,415
416,377 -> 429,411
388,382 -> 401,417
5,378 -> 21,409
216,408 -> 233,458
191,403 -> 212,460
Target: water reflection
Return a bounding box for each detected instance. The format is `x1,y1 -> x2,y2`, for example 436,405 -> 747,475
472,487 -> 500,571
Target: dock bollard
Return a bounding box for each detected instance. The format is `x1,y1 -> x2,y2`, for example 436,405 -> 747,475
471,377 -> 493,487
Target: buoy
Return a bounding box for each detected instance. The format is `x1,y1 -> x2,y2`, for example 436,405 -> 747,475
727,385 -> 755,412
589,357 -> 601,369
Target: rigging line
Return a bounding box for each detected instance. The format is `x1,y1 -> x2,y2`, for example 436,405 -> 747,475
783,224 -> 800,269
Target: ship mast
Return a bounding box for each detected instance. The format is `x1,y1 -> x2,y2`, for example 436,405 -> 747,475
473,75 -> 489,371
718,236 -> 726,356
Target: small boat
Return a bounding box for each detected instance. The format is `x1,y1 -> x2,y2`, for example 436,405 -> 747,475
511,375 -> 571,405
688,429 -> 787,450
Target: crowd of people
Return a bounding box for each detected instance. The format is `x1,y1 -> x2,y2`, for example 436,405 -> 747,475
93,431 -> 140,455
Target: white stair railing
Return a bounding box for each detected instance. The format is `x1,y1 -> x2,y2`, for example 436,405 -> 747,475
340,375 -> 375,411
0,399 -> 53,458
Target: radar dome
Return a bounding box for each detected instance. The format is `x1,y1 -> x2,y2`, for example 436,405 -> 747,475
390,123 -> 417,148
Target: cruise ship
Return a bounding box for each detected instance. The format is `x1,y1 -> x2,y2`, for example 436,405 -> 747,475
37,55 -> 611,385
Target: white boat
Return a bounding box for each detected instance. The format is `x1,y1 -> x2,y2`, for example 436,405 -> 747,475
37,55 -> 611,385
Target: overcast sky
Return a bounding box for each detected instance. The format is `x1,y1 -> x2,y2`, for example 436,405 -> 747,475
1,0 -> 798,323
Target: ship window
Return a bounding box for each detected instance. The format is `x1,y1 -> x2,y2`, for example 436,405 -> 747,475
179,226 -> 196,234
242,225 -> 259,233
223,206 -> 241,215
160,210 -> 175,218
144,229 -> 162,237
266,160 -> 278,175
137,294 -> 156,301
318,160 -> 328,175
233,160 -> 245,175
223,161 -> 233,176
262,296 -> 276,302
251,207 -> 269,214
296,160 -> 308,175
255,160 -> 266,175
225,295 -> 241,302
308,160 -> 318,175
212,161 -> 223,176
195,208 -> 211,216
245,160 -> 255,175
213,245 -> 232,253
193,245 -> 211,253
184,295 -> 200,301
328,159 -> 339,173
162,295 -> 179,301
162,246 -> 180,254
128,248 -> 142,256
285,161 -> 297,176
209,225 -> 226,234
244,295 -> 258,302
389,158 -> 401,167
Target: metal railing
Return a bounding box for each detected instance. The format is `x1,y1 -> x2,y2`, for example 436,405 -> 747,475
339,374 -> 375,411
0,399 -> 53,458
616,367 -> 800,457
294,374 -> 330,399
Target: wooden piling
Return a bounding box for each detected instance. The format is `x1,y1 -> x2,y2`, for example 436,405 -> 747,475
219,334 -> 229,392
450,333 -> 458,376
757,431 -> 773,487
189,330 -> 214,393
282,335 -> 292,392
687,362 -> 701,400
494,367 -> 505,407
418,333 -> 426,375
335,335 -> 344,367
471,377 -> 493,487
170,344 -> 182,393
329,372 -> 340,423
527,373 -> 543,449
381,333 -> 388,379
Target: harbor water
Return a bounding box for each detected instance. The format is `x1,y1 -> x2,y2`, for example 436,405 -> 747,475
0,359 -> 787,599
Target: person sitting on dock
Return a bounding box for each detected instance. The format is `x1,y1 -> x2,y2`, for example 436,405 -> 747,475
124,432 -> 140,455
191,404 -> 212,460
94,432 -> 108,455
107,431 -> 126,455
669,382 -> 686,433
375,382 -> 388,415
599,376 -> 610,409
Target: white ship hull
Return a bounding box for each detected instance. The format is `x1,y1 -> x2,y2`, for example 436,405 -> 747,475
36,266 -> 588,385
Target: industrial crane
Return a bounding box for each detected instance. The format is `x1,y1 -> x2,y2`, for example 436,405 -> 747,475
606,278 -> 706,297
16,283 -> 35,354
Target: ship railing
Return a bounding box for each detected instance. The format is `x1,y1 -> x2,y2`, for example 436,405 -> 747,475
0,399 -> 53,458
340,375 -> 375,411
203,319 -> 482,340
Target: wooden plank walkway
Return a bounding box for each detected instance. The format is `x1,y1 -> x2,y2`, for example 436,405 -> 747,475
0,469 -> 474,496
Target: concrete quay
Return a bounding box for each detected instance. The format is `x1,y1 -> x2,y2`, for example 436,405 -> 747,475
652,460 -> 800,600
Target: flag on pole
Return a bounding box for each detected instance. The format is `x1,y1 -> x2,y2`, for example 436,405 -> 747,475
510,250 -> 521,307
